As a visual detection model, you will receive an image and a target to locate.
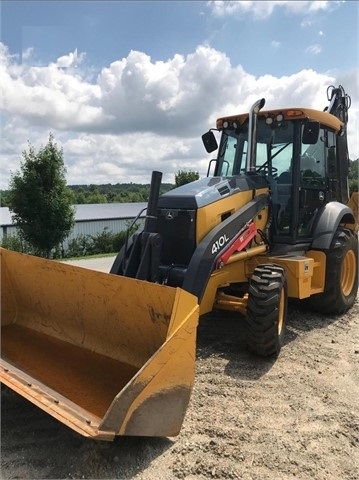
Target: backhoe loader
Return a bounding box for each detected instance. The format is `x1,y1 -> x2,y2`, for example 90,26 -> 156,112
1,85 -> 358,441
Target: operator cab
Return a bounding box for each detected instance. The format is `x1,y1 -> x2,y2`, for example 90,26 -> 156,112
203,113 -> 343,245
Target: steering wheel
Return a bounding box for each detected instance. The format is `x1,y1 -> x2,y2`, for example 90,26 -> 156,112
256,163 -> 278,175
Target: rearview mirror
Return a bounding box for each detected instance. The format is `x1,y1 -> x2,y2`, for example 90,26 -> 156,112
302,121 -> 320,144
202,131 -> 218,153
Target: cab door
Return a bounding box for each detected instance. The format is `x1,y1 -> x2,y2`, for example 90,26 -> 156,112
297,127 -> 328,238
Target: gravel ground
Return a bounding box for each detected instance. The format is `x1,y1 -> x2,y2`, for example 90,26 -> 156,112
1,258 -> 358,480
61,255 -> 117,273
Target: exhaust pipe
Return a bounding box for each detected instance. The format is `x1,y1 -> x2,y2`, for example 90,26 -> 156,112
144,170 -> 162,233
246,98 -> 265,173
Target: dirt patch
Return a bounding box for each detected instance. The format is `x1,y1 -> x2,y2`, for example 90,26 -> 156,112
1,296 -> 358,480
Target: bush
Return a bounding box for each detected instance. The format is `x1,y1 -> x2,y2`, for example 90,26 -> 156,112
0,234 -> 34,254
64,223 -> 140,258
112,230 -> 129,252
2,223 -> 141,259
65,234 -> 94,258
349,178 -> 358,194
90,227 -> 116,255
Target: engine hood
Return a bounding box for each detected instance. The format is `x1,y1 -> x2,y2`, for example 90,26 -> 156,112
158,174 -> 268,209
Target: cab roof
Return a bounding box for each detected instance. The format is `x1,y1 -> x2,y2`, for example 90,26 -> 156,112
216,107 -> 343,132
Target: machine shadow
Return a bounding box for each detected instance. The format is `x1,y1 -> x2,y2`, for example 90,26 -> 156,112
196,310 -> 276,381
1,386 -> 172,480
195,297 -> 353,382
284,297 -> 357,344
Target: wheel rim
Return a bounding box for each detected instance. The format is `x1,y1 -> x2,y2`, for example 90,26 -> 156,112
341,250 -> 356,297
278,289 -> 285,335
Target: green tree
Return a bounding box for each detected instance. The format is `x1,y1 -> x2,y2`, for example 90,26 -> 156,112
86,188 -> 107,204
175,169 -> 200,187
349,158 -> 358,178
8,133 -> 75,257
349,159 -> 358,193
0,190 -> 10,207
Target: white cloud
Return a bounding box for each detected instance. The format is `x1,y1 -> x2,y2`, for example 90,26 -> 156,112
22,47 -> 34,61
208,1 -> 335,19
96,45 -> 239,135
306,44 -> 322,55
0,42 -> 358,189
62,132 -> 195,185
0,44 -> 105,131
271,40 -> 281,49
208,1 -> 286,19
301,19 -> 312,27
52,48 -> 86,68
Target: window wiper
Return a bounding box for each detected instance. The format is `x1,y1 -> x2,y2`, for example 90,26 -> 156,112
271,143 -> 290,160
219,135 -> 229,157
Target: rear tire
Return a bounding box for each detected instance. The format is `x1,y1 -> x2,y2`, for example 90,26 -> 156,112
307,228 -> 358,314
246,264 -> 288,357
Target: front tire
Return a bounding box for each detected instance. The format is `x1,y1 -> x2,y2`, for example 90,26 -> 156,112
308,228 -> 358,314
246,264 -> 288,357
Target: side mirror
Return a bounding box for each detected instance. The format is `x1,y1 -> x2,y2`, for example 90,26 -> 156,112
302,121 -> 320,144
202,131 -> 218,153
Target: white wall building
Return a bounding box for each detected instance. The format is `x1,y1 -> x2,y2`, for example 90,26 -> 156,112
0,203 -> 147,249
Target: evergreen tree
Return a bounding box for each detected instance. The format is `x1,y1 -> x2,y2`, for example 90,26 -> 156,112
8,133 -> 75,257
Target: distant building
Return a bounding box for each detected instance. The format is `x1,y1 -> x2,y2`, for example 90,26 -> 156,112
0,203 -> 147,249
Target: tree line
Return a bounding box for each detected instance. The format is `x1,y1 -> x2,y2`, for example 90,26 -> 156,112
0,173 -> 200,206
1,182 -> 174,206
1,158 -> 357,208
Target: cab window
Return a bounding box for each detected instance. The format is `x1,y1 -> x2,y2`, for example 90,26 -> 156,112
300,126 -> 326,188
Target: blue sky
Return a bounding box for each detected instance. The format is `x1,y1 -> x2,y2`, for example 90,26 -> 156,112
0,1 -> 358,187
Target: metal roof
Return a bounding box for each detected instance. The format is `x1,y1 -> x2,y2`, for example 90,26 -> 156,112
0,202 -> 148,226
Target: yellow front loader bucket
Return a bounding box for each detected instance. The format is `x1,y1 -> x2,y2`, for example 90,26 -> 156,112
0,248 -> 199,441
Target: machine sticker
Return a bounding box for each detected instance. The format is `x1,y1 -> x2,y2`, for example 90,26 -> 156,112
211,234 -> 230,255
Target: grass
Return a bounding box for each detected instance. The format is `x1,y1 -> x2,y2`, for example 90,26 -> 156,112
61,252 -> 117,261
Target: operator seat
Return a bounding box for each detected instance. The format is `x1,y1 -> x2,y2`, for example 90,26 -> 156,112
301,155 -> 318,176
300,154 -> 323,188
276,171 -> 291,184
